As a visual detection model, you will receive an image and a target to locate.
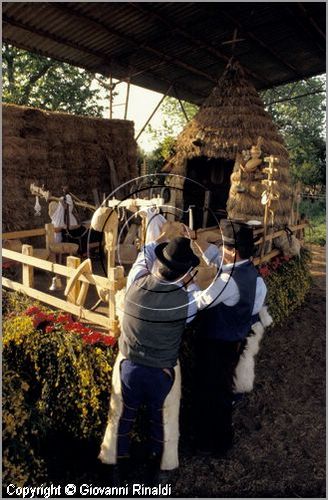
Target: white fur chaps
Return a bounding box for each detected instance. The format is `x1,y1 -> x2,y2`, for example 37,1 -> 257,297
233,306 -> 273,393
98,351 -> 181,471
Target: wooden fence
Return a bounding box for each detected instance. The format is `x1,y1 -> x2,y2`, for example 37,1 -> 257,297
2,223 -> 307,331
2,224 -> 124,334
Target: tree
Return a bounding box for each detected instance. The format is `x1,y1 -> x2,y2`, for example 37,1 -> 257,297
146,96 -> 198,144
2,43 -> 104,116
261,77 -> 326,190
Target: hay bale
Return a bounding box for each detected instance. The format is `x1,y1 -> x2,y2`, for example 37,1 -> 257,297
2,103 -> 137,232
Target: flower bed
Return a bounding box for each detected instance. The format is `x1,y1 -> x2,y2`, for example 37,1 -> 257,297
2,295 -> 117,487
258,247 -> 312,325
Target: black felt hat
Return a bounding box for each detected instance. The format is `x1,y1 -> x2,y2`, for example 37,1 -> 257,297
155,237 -> 200,272
220,219 -> 256,249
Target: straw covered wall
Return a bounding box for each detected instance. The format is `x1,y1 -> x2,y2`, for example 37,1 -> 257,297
3,104 -> 137,231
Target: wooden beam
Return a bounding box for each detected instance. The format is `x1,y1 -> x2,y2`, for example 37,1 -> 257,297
51,3 -> 218,84
128,2 -> 269,86
22,245 -> 34,288
173,86 -> 190,122
253,249 -> 281,266
219,9 -> 301,77
266,88 -> 325,106
2,277 -> 111,329
3,15 -> 111,67
284,5 -> 325,54
66,256 -> 81,304
2,228 -> 46,239
124,78 -> 131,119
3,19 -> 206,104
2,248 -> 109,288
136,87 -> 171,140
297,2 -> 326,41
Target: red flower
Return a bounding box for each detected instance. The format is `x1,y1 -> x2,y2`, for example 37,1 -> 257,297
56,313 -> 73,325
259,266 -> 270,277
33,312 -> 49,328
45,325 -> 55,333
102,334 -> 117,347
2,261 -> 15,269
25,306 -> 42,316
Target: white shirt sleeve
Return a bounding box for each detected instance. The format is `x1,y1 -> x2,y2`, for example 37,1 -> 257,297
191,271 -> 239,310
253,277 -> 267,315
191,271 -> 267,315
202,244 -> 222,267
126,242 -> 157,291
184,282 -> 200,323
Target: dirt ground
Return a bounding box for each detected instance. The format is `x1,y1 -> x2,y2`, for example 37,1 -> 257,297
10,245 -> 326,497
173,244 -> 325,498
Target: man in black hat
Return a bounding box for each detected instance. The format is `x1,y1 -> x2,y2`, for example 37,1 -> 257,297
187,219 -> 267,456
99,230 -> 200,483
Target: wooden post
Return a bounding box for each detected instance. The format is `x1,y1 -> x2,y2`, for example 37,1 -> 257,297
22,245 -> 34,288
45,223 -> 55,250
166,188 -> 177,221
124,78 -> 131,120
66,256 -> 81,304
108,266 -> 119,335
202,190 -> 211,228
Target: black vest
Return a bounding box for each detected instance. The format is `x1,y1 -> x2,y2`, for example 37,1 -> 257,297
202,261 -> 258,341
119,274 -> 189,368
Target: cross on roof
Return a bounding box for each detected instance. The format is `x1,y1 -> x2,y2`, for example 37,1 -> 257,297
221,28 -> 245,53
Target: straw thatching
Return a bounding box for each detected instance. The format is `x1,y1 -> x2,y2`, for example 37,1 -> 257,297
3,104 -> 137,231
164,60 -> 292,226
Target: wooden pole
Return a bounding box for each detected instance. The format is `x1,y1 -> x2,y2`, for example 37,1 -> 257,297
45,223 -> 55,251
124,78 -> 131,119
202,191 -> 211,228
22,245 -> 34,288
66,256 -> 81,304
136,86 -> 172,140
109,74 -> 113,119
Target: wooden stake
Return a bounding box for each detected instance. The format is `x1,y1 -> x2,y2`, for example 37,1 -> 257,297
66,256 -> 81,304
22,245 -> 34,288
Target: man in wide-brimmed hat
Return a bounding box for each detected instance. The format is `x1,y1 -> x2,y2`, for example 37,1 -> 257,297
188,219 -> 267,456
99,227 -> 200,484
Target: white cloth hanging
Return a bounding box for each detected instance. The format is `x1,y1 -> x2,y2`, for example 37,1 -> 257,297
139,207 -> 167,244
50,194 -> 78,229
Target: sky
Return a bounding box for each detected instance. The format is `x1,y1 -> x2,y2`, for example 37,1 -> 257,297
96,79 -> 167,152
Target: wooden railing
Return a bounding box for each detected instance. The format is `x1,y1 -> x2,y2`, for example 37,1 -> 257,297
2,223 -> 307,331
2,224 -> 125,334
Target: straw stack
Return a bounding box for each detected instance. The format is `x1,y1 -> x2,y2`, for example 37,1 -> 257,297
164,60 -> 292,225
3,104 -> 138,231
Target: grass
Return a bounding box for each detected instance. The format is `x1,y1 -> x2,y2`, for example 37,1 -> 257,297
300,199 -> 326,246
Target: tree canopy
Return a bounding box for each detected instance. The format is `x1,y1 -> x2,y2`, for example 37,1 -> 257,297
2,43 -> 105,116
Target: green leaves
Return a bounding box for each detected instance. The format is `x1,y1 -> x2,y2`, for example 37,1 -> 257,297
261,77 -> 326,189
2,44 -> 104,116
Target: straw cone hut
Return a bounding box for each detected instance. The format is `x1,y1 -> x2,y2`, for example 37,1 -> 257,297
163,60 -> 292,228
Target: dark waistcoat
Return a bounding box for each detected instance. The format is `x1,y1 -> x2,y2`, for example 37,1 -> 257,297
119,274 -> 189,368
202,261 -> 258,342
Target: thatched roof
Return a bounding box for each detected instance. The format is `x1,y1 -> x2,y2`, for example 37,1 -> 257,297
164,59 -> 292,225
